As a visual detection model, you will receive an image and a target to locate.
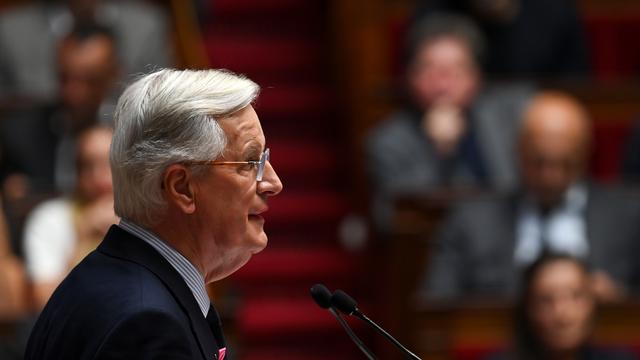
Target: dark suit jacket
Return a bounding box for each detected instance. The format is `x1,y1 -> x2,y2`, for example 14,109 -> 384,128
422,184 -> 640,299
25,225 -> 226,360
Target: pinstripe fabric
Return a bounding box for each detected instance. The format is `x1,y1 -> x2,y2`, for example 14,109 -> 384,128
118,219 -> 210,317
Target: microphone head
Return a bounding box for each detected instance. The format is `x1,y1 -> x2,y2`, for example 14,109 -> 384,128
331,289 -> 358,315
310,283 -> 333,309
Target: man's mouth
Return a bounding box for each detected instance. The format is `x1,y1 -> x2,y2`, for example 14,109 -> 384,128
249,207 -> 268,221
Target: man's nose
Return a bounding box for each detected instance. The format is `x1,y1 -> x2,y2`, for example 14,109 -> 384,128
257,161 -> 283,197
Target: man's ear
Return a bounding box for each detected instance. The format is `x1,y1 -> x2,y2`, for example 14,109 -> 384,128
162,164 -> 196,214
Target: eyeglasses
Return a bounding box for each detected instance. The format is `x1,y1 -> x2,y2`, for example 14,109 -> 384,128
188,148 -> 270,181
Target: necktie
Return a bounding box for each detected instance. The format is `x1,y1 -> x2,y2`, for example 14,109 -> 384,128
206,305 -> 227,360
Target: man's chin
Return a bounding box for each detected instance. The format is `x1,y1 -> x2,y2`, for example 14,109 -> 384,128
250,233 -> 268,254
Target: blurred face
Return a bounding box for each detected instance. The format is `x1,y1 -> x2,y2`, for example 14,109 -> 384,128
191,106 -> 283,282
408,37 -> 480,110
528,260 -> 594,354
519,98 -> 589,208
58,35 -> 117,123
520,136 -> 585,207
76,128 -> 113,201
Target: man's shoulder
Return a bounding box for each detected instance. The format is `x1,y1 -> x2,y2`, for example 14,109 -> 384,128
28,197 -> 72,218
586,183 -> 640,219
26,252 -> 193,359
366,110 -> 423,151
64,248 -> 182,311
369,109 -> 418,135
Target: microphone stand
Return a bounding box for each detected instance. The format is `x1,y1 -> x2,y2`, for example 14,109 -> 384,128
352,309 -> 420,360
331,290 -> 421,360
310,284 -> 378,359
329,308 -> 377,360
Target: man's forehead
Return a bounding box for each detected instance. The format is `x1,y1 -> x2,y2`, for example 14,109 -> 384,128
218,108 -> 265,148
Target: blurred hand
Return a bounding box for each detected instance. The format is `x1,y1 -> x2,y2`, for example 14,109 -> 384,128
422,103 -> 466,156
77,195 -> 118,240
71,195 -> 118,268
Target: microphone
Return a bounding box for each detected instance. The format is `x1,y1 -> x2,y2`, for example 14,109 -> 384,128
310,283 -> 333,309
310,284 -> 377,360
331,290 -> 421,360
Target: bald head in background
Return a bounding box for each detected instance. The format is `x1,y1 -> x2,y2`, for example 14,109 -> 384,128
518,92 -> 592,209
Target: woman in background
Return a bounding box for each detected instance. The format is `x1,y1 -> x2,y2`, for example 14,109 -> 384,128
490,254 -> 636,360
23,125 -> 117,310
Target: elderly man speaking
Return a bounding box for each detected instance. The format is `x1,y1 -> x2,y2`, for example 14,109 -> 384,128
25,69 -> 283,359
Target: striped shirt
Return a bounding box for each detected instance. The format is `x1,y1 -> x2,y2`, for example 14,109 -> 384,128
118,219 -> 210,317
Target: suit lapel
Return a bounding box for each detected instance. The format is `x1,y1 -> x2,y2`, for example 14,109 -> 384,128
97,225 -> 219,360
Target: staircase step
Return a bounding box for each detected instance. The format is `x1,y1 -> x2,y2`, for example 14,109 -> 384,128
206,35 -> 323,78
268,140 -> 341,188
266,190 -> 347,226
236,296 -> 364,339
260,112 -> 340,141
211,0 -> 324,15
232,246 -> 357,284
255,84 -> 333,117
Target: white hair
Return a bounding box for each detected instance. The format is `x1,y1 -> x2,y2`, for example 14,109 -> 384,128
110,68 -> 259,227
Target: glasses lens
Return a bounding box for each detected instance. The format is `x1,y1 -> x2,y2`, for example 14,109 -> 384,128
256,148 -> 270,181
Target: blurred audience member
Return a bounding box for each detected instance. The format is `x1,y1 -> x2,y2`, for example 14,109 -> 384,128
412,0 -> 590,79
366,14 -> 533,234
421,91 -> 640,301
0,0 -> 171,100
0,23 -> 119,199
0,195 -> 27,360
0,196 -> 26,314
23,125 -> 117,310
487,254 -> 635,360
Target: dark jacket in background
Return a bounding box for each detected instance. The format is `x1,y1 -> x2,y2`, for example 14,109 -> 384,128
422,184 -> 640,299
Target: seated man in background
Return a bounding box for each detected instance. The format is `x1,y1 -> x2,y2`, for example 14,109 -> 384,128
0,23 -> 120,252
488,254 -> 635,360
23,125 -> 117,310
421,91 -> 640,302
0,23 -> 120,196
0,0 -> 171,100
365,13 -> 533,234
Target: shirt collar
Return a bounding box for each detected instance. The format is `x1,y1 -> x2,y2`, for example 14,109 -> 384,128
522,182 -> 588,214
118,219 -> 210,317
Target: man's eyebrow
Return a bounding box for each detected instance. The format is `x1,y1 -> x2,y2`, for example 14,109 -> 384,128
244,141 -> 264,156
